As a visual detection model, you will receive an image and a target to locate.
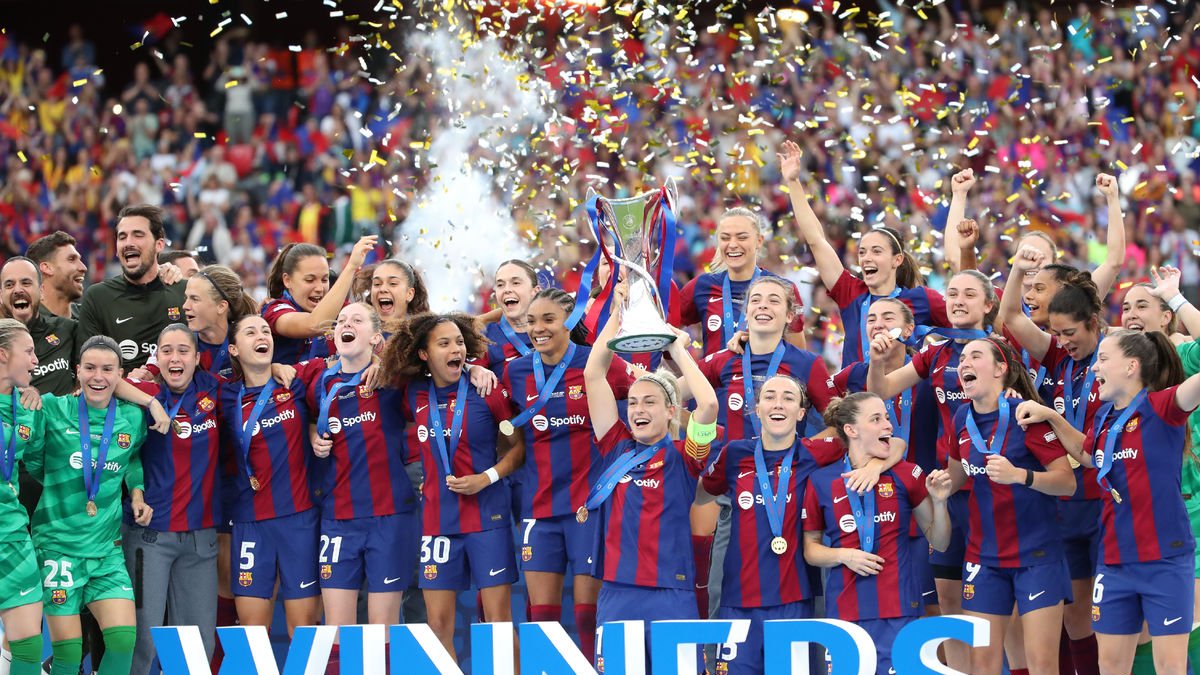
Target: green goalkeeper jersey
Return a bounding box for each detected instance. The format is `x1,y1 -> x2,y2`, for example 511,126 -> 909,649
28,394 -> 146,557
0,390 -> 43,544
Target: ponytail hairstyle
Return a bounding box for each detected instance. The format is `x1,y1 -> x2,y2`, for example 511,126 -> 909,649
1047,269 -> 1103,331
157,322 -> 198,349
380,312 -> 486,386
1106,328 -> 1185,392
864,226 -> 924,288
377,259 -> 430,315
196,265 -> 258,326
495,259 -> 539,287
1129,283 -> 1179,335
79,335 -> 124,367
1038,262 -> 1081,286
746,276 -> 798,321
709,207 -> 769,272
0,319 -> 30,353
950,269 -> 1000,328
823,391 -> 884,445
530,288 -> 589,346
633,369 -> 682,436
974,336 -> 1042,403
267,243 -> 327,300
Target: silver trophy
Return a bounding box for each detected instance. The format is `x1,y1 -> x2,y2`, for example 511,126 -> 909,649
587,179 -> 679,353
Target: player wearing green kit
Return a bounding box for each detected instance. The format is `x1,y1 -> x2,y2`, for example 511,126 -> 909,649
0,319 -> 47,675
25,336 -> 156,675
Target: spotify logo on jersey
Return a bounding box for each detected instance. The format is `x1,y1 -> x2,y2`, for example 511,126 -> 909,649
532,415 -> 549,431
839,514 -> 858,533
328,418 -> 343,434
417,425 -> 429,443
119,340 -> 140,361
728,393 -> 744,411
707,315 -> 722,332
737,491 -> 755,510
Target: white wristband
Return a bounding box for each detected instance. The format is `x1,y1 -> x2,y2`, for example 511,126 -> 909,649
1168,294 -> 1189,312
485,467 -> 500,485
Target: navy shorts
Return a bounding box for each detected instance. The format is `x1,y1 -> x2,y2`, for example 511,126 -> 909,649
417,527 -> 517,591
596,582 -> 699,672
961,558 -> 1072,616
518,513 -> 598,576
320,512 -> 420,593
911,534 -> 938,606
1057,499 -> 1100,580
857,617 -> 915,675
930,491 -> 968,576
217,473 -> 237,534
231,509 -> 320,600
1092,555 -> 1194,637
714,601 -> 813,675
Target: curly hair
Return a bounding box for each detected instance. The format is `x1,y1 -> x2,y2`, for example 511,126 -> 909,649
381,312 -> 488,385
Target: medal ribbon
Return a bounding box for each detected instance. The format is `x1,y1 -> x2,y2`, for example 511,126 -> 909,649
859,288 -> 902,362
317,362 -> 366,436
842,455 -> 877,553
754,439 -> 796,544
163,382 -> 194,433
78,396 -> 117,505
510,343 -> 577,429
965,395 -> 1011,457
499,318 -> 533,358
1062,340 -> 1101,431
721,268 -> 762,343
237,383 -> 277,486
584,437 -> 669,511
1,391 -> 18,484
1094,389 -> 1148,499
741,340 -> 787,437
426,375 -> 470,475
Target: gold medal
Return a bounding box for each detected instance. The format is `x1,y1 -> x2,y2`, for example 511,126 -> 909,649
1110,488 -> 1122,504
86,500 -> 97,517
499,420 -> 514,437
171,420 -> 183,435
1067,454 -> 1081,470
249,476 -> 262,491
770,536 -> 788,556
576,506 -> 589,524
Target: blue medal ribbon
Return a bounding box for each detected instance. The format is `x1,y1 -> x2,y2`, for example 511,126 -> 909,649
909,325 -> 992,344
498,318 -> 533,358
1,391 -> 18,485
584,437 -> 670,511
741,340 -> 787,437
721,268 -> 762,343
1062,340 -> 1101,431
208,336 -> 230,375
842,455 -> 877,553
237,383 -> 278,487
1094,389 -> 1148,503
78,396 -> 118,505
754,439 -> 796,543
886,389 -> 913,447
316,362 -> 366,436
426,375 -> 470,476
163,382 -> 194,434
965,395 -> 1011,457
860,288 -> 902,362
510,343 -> 577,429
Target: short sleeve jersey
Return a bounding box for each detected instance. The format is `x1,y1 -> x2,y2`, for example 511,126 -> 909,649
1040,339 -> 1105,500
261,297 -> 334,364
0,392 -> 43,542
827,270 -> 949,368
679,269 -> 805,357
698,345 -> 836,441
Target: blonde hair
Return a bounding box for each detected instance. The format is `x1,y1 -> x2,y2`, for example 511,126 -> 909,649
634,369 -> 682,435
0,319 -> 29,352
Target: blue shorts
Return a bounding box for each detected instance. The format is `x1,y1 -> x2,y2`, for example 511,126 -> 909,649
418,528 -> 517,591
218,472 -> 237,534
519,513 -> 598,576
714,601 -> 813,675
961,559 -> 1072,616
857,617 -> 914,675
231,509 -> 320,600
1057,500 -> 1100,580
596,582 -> 698,672
320,512 -> 420,593
930,491 -> 968,574
1092,555 -> 1194,637
911,534 -> 937,606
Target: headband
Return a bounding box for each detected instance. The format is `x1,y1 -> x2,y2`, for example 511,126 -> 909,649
198,269 -> 233,307
635,373 -> 679,408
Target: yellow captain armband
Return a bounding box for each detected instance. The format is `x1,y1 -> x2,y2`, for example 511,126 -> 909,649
687,416 -> 718,446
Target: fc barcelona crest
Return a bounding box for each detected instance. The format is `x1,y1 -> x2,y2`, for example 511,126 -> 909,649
46,333 -> 60,346
117,433 -> 131,449
51,589 -> 67,605
275,390 -> 292,404
358,384 -> 375,399
1125,417 -> 1139,433
522,545 -> 533,562
1091,605 -> 1100,621
198,396 -> 216,412
239,571 -> 253,587
877,483 -> 894,499
17,425 -> 29,440
424,564 -> 438,580
962,583 -> 975,600
568,385 -> 584,400
168,307 -> 181,321
321,564 -> 332,580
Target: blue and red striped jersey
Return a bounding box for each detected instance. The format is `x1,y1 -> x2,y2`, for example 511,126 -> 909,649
832,362 -> 939,471
480,321 -> 534,376
217,376 -> 314,522
828,270 -> 949,368
592,423 -> 709,590
261,297 -> 333,365
803,461 -> 929,621
500,346 -> 637,519
951,400 -> 1066,567
400,378 -> 514,535
703,436 -> 844,607
299,361 -> 418,520
1083,386 -> 1196,565
1040,339 -> 1105,501
697,345 -> 835,441
129,370 -> 223,532
197,337 -> 234,380
1000,326 -> 1055,403
911,340 -> 970,471
678,269 -> 804,357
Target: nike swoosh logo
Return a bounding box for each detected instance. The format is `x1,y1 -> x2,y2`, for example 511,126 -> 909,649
708,297 -> 724,304
834,495 -> 849,504
116,317 -> 134,324
587,557 -> 593,565
731,374 -> 743,381
489,568 -> 507,577
19,587 -> 36,596
65,430 -> 79,436
921,591 -> 937,597
416,405 -> 428,414
737,471 -> 754,479
300,580 -> 317,589
121,586 -> 133,592
1165,617 -> 1183,626
933,366 -> 945,374
1027,591 -> 1045,601
383,576 -> 402,585
526,394 -> 539,402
